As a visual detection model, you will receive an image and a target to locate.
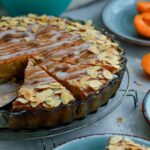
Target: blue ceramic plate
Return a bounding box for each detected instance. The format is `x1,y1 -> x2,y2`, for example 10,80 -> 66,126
143,90 -> 150,126
54,134 -> 150,150
102,0 -> 150,46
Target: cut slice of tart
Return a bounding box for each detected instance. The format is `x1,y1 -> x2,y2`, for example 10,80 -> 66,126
37,57 -> 121,101
106,136 -> 150,150
12,59 -> 75,112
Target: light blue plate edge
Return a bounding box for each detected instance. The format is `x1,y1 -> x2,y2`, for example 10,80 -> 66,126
54,134 -> 150,150
143,90 -> 150,123
101,0 -> 150,46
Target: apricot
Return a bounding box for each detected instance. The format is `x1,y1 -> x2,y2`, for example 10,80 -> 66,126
134,13 -> 150,38
141,53 -> 150,75
136,2 -> 150,14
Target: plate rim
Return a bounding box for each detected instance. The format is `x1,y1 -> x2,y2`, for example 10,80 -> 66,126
54,133 -> 150,149
143,90 -> 150,126
101,0 -> 150,46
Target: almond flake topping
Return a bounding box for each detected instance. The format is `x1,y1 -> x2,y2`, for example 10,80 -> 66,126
61,92 -> 74,105
37,89 -> 53,99
36,84 -> 50,90
103,70 -> 113,80
30,101 -> 41,108
32,25 -> 39,33
87,66 -> 101,78
88,80 -> 102,91
45,96 -> 61,107
16,98 -> 28,104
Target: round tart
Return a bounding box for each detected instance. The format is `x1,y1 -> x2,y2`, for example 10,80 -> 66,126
0,14 -> 126,129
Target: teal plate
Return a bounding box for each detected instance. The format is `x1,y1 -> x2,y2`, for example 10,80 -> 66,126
102,0 -> 150,46
54,134 -> 150,150
143,90 -> 150,126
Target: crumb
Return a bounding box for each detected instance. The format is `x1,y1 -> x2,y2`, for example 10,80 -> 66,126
134,81 -> 142,86
117,117 -> 124,123
140,104 -> 143,112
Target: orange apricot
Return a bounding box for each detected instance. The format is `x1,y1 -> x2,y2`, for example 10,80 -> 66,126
136,2 -> 150,14
134,13 -> 150,38
141,53 -> 150,75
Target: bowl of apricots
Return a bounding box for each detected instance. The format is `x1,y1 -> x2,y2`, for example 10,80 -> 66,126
102,0 -> 150,45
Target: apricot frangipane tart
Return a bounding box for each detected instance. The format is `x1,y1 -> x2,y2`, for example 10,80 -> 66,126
0,14 -> 126,129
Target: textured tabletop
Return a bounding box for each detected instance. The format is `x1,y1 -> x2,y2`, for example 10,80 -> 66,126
0,0 -> 149,149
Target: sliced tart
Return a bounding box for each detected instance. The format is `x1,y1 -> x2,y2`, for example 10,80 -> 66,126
106,136 -> 150,150
13,59 -> 75,112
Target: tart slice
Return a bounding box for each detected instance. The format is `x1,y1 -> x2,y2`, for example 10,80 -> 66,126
106,136 -> 150,150
12,59 -> 75,112
38,57 -> 122,101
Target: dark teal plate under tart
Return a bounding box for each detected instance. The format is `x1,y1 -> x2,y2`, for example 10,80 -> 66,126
54,134 -> 150,150
143,90 -> 150,126
102,0 -> 150,46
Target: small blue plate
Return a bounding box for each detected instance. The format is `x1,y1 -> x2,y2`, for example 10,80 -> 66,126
143,90 -> 150,126
54,134 -> 150,150
102,0 -> 150,46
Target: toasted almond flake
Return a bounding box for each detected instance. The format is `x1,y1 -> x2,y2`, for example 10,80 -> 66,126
80,81 -> 89,89
28,14 -> 37,18
37,89 -> 53,99
98,53 -> 107,61
36,84 -> 50,90
20,88 -> 34,99
0,22 -> 9,27
45,96 -> 61,107
61,92 -> 73,105
32,25 -> 39,33
16,98 -> 28,104
80,76 -> 91,82
16,26 -> 27,32
34,55 -> 44,61
103,70 -> 113,80
29,96 -> 41,103
88,80 -> 101,91
24,37 -> 31,42
66,25 -> 78,31
1,16 -> 11,21
109,136 -> 123,144
23,18 -> 34,24
87,66 -> 101,78
30,101 -> 41,108
88,45 -> 99,54
98,74 -> 103,79
8,20 -> 18,26
89,59 -> 96,65
99,35 -> 107,41
43,103 -> 51,109
112,64 -> 121,69
54,89 -> 65,94
111,42 -> 119,47
98,40 -> 111,50
48,82 -> 61,89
